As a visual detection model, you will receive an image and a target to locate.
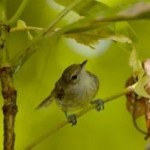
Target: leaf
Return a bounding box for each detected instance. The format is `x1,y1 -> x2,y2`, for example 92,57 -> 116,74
125,76 -> 146,118
54,0 -> 109,18
64,25 -> 133,47
107,34 -> 132,43
145,100 -> 150,140
15,20 -> 33,40
16,20 -> 27,30
64,25 -> 113,47
129,48 -> 143,76
27,30 -> 33,40
131,59 -> 150,98
133,75 -> 150,98
55,1 -> 146,47
57,0 -> 150,34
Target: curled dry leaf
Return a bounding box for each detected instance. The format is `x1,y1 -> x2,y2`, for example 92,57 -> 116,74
125,76 -> 147,118
126,59 -> 150,139
132,58 -> 150,98
145,100 -> 150,140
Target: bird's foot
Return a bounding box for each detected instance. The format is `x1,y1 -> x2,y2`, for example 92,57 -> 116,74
91,99 -> 104,111
67,114 -> 77,126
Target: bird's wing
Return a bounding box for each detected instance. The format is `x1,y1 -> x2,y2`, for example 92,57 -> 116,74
35,93 -> 54,110
35,79 -> 64,110
53,79 -> 65,100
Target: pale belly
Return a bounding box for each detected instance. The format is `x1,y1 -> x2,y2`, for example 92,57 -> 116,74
55,76 -> 99,112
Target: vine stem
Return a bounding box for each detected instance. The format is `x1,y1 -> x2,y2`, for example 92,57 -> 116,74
1,0 -> 7,22
0,65 -> 17,150
0,24 -> 17,150
7,0 -> 29,25
25,86 -> 133,150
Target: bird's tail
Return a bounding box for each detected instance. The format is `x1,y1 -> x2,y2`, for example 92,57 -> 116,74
35,94 -> 53,110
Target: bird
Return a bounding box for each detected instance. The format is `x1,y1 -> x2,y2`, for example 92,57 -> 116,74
36,60 -> 103,125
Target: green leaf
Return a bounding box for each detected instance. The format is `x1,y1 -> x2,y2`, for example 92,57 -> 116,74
132,75 -> 150,98
54,2 -> 140,47
16,20 -> 27,30
64,25 -> 133,47
129,47 -> 143,76
57,19 -> 136,47
27,30 -> 33,40
54,0 -> 109,18
130,52 -> 150,98
13,20 -> 33,40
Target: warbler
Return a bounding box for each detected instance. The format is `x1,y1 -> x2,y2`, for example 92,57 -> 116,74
36,60 -> 103,125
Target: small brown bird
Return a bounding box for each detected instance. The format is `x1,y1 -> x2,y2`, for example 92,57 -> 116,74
36,60 -> 103,125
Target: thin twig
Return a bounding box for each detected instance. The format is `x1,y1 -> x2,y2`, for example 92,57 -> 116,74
42,0 -> 84,36
1,0 -> 7,22
7,0 -> 29,25
10,26 -> 43,32
25,86 -> 133,150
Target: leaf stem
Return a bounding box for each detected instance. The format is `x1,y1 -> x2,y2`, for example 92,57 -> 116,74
1,0 -> 7,22
25,86 -> 133,150
10,26 -> 43,32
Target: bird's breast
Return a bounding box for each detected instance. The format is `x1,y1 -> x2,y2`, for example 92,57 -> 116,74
55,73 -> 99,111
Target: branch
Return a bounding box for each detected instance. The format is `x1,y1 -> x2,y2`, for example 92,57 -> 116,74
0,24 -> 17,150
7,0 -> 29,25
0,65 -> 17,150
25,86 -> 133,150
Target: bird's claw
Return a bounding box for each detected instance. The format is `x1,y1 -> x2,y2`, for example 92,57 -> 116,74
67,114 -> 77,126
91,99 -> 104,111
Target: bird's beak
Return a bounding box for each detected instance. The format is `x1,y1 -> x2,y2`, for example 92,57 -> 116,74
80,60 -> 88,69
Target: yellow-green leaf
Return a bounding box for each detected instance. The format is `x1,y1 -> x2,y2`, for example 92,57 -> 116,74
129,47 -> 143,76
17,20 -> 27,30
63,24 -> 134,47
132,75 -> 150,98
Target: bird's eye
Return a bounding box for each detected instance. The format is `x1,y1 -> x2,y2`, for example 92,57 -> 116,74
71,74 -> 78,80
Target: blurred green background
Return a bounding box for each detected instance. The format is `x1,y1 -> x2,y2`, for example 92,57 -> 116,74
0,0 -> 150,150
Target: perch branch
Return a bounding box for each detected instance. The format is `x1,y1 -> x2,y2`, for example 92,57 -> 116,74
25,86 -> 133,150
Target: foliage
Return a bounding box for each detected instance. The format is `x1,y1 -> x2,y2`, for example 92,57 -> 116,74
0,0 -> 150,150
